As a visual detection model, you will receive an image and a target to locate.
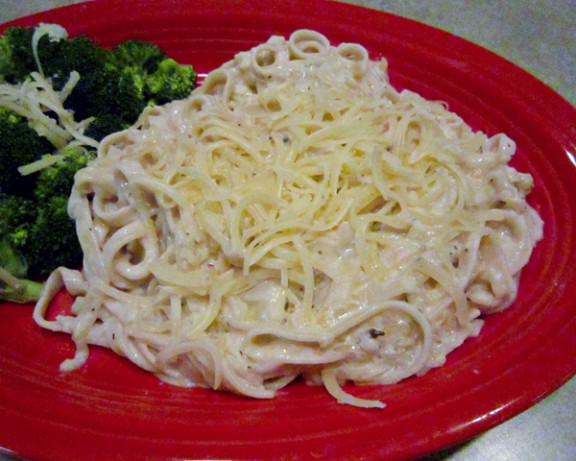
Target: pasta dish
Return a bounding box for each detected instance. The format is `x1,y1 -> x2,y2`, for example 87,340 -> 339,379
34,30 -> 543,408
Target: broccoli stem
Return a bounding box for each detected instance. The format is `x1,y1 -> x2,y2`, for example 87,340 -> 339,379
0,267 -> 44,304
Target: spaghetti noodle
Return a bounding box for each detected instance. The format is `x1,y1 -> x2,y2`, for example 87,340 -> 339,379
34,30 -> 543,408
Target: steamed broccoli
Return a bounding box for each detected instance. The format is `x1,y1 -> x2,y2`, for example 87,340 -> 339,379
108,39 -> 197,104
0,104 -> 97,301
0,240 -> 44,304
66,64 -> 147,140
114,39 -> 198,100
0,194 -> 44,303
26,195 -> 83,278
0,23 -> 198,303
147,57 -> 198,105
110,39 -> 165,71
0,146 -> 94,285
0,107 -> 53,196
1,25 -> 197,141
82,112 -> 128,142
67,39 -> 197,140
12,146 -> 94,270
34,145 -> 96,200
0,193 -> 36,249
38,34 -> 109,90
0,26 -> 36,83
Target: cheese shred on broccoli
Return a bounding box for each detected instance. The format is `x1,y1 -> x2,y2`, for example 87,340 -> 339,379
0,23 -> 197,303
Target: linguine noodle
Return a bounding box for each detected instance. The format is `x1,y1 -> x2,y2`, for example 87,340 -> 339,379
34,30 -> 543,408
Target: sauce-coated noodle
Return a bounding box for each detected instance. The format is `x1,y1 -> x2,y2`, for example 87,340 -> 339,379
34,30 -> 543,408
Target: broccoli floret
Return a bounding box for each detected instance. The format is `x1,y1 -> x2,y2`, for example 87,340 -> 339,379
0,240 -> 44,303
65,65 -> 147,140
34,145 -> 96,200
0,193 -> 36,249
26,195 -> 82,278
0,237 -> 29,279
0,27 -> 36,83
84,112 -> 129,141
0,194 -> 44,303
80,39 -> 198,127
21,146 -> 94,278
65,39 -> 197,141
38,34 -> 108,90
0,146 -> 93,297
110,40 -> 198,100
0,147 -> 91,297
0,183 -> 81,290
1,25 -> 197,144
146,57 -> 197,105
0,23 -> 199,298
0,25 -> 105,90
0,108 -> 53,196
110,40 -> 165,72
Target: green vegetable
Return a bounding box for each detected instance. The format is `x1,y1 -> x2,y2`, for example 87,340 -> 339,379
0,194 -> 35,249
0,143 -> 93,298
0,261 -> 44,305
34,145 -> 95,202
110,39 -> 165,71
146,57 -> 199,105
67,63 -> 147,140
0,194 -> 43,303
26,195 -> 83,279
24,146 -> 95,278
107,39 -> 197,103
0,26 -> 36,83
67,39 -> 197,140
39,33 -> 109,90
24,146 -> 96,278
0,107 -> 53,197
0,24 -> 197,141
0,23 -> 198,303
0,146 -> 93,285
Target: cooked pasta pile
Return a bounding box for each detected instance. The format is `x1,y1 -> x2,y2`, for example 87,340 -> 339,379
34,30 -> 543,408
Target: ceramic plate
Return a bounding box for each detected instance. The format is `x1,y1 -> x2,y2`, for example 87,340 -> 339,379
1,1 -> 575,460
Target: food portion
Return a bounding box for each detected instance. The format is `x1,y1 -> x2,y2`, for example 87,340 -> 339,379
0,23 -> 197,303
33,30 -> 543,408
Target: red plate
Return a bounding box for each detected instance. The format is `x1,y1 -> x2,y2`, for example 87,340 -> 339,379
1,1 -> 576,460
